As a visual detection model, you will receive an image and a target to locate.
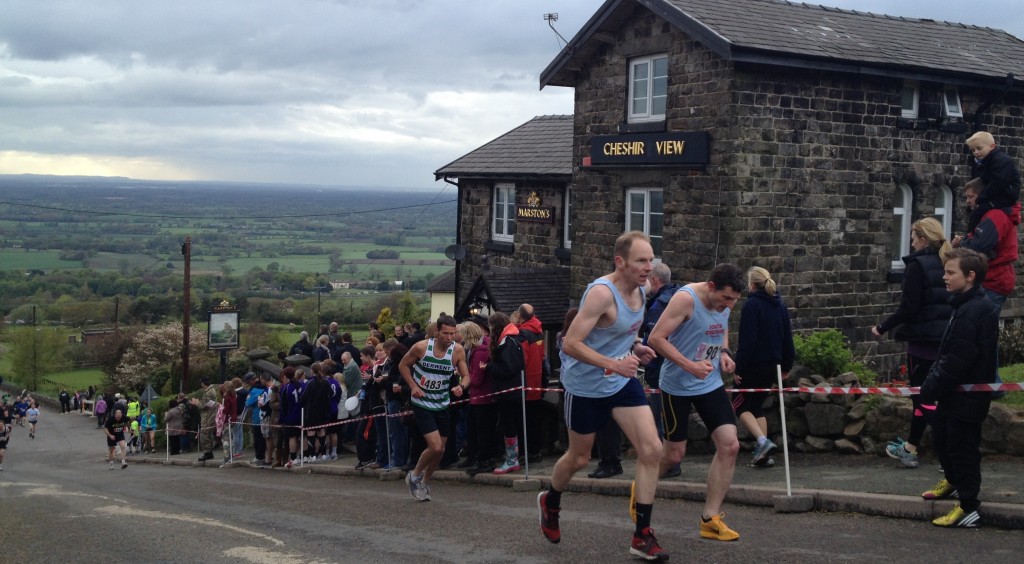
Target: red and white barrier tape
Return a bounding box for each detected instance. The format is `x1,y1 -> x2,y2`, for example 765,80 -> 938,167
185,381 -> 1022,432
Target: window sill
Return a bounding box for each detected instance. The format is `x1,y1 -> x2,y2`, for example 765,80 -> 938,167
895,117 -> 967,133
485,240 -> 514,254
619,120 -> 666,134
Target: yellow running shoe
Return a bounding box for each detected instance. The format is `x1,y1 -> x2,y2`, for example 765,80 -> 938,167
700,513 -> 740,541
921,479 -> 958,500
628,479 -> 637,523
932,504 -> 981,527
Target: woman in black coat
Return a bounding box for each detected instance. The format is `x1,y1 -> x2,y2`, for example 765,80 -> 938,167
872,217 -> 952,468
486,312 -> 526,475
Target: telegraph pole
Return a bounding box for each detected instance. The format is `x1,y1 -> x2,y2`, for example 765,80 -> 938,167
181,236 -> 191,393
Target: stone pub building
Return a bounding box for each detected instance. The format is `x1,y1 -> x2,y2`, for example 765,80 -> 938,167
436,0 -> 1024,373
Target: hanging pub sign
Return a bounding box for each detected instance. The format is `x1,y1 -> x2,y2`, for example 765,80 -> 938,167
208,300 -> 240,351
516,191 -> 554,223
585,131 -> 710,167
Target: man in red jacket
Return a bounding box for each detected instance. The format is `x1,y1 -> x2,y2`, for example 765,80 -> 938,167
517,303 -> 546,463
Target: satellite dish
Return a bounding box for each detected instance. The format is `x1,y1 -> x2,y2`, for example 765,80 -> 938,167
444,244 -> 467,261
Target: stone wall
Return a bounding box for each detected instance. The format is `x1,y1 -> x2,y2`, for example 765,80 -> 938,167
565,6 -> 1024,375
680,369 -> 1024,458
456,179 -> 570,307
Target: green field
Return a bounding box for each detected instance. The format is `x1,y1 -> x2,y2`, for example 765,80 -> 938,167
225,256 -> 333,273
0,249 -> 81,271
40,368 -> 105,394
86,252 -> 163,270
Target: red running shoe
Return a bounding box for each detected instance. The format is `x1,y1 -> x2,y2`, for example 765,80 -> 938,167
537,491 -> 561,544
630,527 -> 669,561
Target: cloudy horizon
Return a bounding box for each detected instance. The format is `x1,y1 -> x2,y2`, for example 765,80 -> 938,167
2,0 -> 1022,189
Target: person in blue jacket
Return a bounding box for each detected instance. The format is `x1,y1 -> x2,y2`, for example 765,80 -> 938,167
732,266 -> 795,468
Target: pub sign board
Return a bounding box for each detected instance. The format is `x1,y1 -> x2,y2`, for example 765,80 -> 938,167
516,191 -> 555,224
587,131 -> 710,167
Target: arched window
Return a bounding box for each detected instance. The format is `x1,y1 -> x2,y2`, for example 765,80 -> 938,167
934,186 -> 954,239
890,184 -> 913,270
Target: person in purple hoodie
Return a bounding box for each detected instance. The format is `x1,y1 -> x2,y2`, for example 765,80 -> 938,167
325,362 -> 343,460
278,367 -> 302,468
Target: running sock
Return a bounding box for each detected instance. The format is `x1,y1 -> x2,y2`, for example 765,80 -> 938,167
546,487 -> 562,510
756,436 -> 767,446
634,503 -> 653,534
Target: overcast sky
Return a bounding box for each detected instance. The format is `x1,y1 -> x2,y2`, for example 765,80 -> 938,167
1,1 -> 1023,189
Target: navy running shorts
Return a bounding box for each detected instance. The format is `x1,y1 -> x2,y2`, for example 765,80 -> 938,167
563,377 -> 649,435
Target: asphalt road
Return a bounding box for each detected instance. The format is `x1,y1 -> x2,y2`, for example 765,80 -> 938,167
2,405 -> 1022,563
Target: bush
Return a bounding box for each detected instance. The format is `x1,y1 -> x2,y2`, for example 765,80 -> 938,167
794,329 -> 852,379
998,320 -> 1024,367
794,329 -> 877,384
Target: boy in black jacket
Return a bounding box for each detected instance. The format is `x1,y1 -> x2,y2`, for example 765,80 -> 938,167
919,248 -> 998,528
965,131 -> 1021,233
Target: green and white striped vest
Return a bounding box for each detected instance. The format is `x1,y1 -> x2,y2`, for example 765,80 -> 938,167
411,338 -> 456,411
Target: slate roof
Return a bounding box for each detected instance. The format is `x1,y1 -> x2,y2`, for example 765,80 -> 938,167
425,268 -> 456,293
456,267 -> 570,330
434,115 -> 573,181
542,0 -> 1024,88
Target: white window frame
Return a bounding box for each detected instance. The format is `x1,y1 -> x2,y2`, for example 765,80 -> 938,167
892,184 -> 913,270
901,81 -> 919,118
626,187 -> 664,259
943,87 -> 963,118
628,53 -> 668,123
492,183 -> 515,243
934,186 -> 954,238
563,186 -> 572,249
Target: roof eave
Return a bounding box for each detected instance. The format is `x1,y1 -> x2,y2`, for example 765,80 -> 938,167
732,48 -> 1022,90
541,0 -> 736,89
541,0 -> 626,89
434,172 -> 573,183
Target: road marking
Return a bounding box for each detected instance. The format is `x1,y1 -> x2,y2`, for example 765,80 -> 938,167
94,505 -> 285,546
223,546 -> 335,564
1,482 -> 128,504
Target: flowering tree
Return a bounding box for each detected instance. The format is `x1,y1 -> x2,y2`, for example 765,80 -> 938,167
112,322 -> 209,392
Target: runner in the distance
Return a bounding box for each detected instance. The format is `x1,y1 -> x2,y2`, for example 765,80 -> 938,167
0,407 -> 11,471
26,401 -> 40,439
537,231 -> 668,561
399,314 -> 470,501
647,263 -> 744,542
104,408 -> 130,470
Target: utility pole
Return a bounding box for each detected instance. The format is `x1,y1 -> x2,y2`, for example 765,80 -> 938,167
181,236 -> 191,393
113,296 -> 120,330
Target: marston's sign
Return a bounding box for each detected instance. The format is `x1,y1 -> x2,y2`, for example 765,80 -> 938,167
587,131 -> 710,167
516,191 -> 554,223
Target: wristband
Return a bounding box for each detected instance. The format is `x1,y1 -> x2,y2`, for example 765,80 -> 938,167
720,347 -> 732,357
